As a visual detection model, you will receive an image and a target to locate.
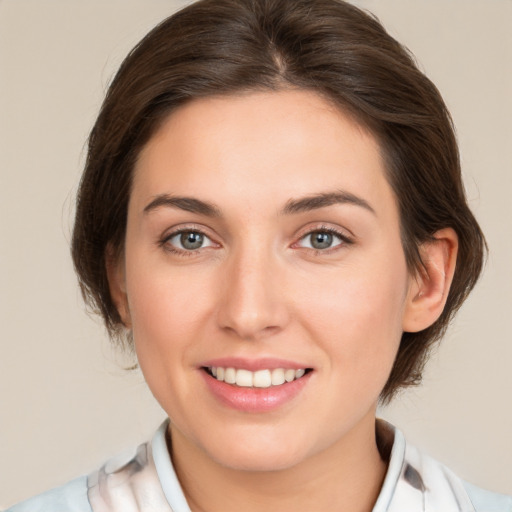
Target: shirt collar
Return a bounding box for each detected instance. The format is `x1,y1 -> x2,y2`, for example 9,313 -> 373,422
152,419 -> 191,512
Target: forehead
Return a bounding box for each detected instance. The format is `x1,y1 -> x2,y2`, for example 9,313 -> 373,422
132,90 -> 396,220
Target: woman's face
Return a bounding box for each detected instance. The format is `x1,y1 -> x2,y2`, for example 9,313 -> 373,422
116,90 -> 415,471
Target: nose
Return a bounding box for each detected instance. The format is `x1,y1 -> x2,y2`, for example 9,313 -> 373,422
216,245 -> 290,341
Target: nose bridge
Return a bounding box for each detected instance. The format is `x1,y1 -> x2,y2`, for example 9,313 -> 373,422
217,235 -> 287,340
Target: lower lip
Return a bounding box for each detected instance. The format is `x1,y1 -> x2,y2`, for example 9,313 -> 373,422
200,370 -> 312,413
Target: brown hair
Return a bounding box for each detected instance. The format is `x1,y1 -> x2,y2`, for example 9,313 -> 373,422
71,0 -> 486,402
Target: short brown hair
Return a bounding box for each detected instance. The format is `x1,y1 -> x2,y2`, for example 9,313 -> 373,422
71,0 -> 486,402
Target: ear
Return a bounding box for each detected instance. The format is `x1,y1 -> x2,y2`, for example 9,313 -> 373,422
402,228 -> 458,333
105,244 -> 132,329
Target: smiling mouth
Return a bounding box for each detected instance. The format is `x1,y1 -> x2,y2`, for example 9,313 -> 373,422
203,366 -> 313,388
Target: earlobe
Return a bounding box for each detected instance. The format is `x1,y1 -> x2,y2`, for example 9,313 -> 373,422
402,228 -> 458,333
105,244 -> 132,329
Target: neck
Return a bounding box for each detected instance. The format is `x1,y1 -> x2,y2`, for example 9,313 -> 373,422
169,409 -> 388,512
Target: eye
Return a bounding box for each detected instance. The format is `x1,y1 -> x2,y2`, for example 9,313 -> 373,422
297,228 -> 348,251
165,230 -> 215,252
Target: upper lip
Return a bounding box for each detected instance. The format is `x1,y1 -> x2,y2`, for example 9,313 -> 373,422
199,357 -> 312,372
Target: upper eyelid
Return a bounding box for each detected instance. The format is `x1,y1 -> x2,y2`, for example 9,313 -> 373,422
162,224 -> 214,240
296,224 -> 354,242
161,224 -> 350,239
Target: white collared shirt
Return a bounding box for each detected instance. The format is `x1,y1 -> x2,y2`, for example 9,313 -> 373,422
6,419 -> 511,511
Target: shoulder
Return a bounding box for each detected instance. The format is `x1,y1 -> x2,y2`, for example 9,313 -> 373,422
5,420 -> 178,512
375,420 -> 512,512
5,476 -> 91,512
405,440 -> 512,512
463,481 -> 512,512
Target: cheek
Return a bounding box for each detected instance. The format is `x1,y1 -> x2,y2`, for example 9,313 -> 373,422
125,262 -> 219,416
124,256 -> 215,366
298,261 -> 407,379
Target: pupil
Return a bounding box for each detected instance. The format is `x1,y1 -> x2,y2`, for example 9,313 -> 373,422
181,232 -> 203,250
311,232 -> 332,249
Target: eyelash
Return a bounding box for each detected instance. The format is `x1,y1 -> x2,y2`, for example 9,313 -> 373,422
159,225 -> 353,257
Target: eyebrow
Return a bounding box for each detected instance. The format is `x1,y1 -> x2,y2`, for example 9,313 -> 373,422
144,195 -> 222,217
143,190 -> 375,217
281,191 -> 376,216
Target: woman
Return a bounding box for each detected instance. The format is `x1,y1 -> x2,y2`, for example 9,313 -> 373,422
6,0 -> 511,510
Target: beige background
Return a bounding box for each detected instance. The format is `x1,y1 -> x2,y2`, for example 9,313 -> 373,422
1,0 -> 511,507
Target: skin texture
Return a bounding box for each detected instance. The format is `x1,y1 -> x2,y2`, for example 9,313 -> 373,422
108,90 -> 458,512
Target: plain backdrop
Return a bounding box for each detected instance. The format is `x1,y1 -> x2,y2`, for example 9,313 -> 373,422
1,0 -> 511,507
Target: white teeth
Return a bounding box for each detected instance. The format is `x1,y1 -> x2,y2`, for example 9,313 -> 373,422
271,368 -> 285,385
224,367 -> 236,384
209,366 -> 308,388
284,369 -> 296,382
253,369 -> 272,388
235,369 -> 253,387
